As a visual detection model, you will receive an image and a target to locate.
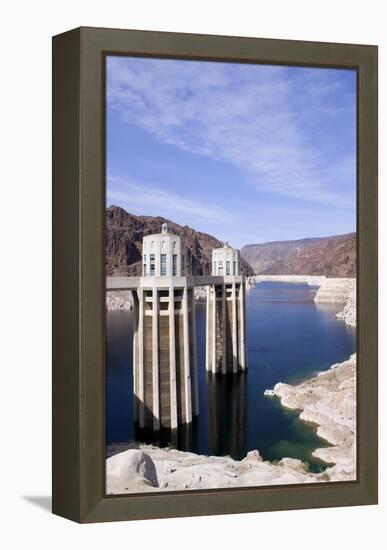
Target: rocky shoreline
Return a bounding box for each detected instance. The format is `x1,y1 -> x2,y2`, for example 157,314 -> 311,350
335,283 -> 356,327
264,353 -> 356,481
254,275 -> 356,327
254,274 -> 327,286
106,352 -> 357,494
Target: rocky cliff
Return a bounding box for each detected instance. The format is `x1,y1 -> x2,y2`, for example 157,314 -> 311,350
106,206 -> 254,277
241,233 -> 356,277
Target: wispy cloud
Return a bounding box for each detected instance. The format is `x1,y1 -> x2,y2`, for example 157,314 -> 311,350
107,175 -> 225,224
107,57 -> 356,208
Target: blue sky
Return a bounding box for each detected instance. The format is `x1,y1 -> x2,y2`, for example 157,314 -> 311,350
106,56 -> 356,248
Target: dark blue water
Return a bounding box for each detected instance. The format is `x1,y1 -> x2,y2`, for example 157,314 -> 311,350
106,282 -> 356,472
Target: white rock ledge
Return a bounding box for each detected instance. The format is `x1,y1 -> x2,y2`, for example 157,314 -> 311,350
314,277 -> 355,304
265,353 -> 357,482
335,283 -> 356,327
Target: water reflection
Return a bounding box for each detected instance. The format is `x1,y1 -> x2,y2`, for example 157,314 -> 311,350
207,371 -> 246,458
134,420 -> 199,453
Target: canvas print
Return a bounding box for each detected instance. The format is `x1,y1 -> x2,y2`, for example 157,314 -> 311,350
105,56 -> 356,494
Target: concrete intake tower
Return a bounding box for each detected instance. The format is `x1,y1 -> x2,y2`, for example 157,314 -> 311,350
133,223 -> 198,432
206,243 -> 247,374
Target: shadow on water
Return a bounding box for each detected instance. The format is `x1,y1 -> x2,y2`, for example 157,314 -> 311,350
106,282 -> 356,472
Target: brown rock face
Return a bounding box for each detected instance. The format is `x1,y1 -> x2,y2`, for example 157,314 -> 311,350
242,233 -> 356,277
106,206 -> 254,277
241,237 -> 326,274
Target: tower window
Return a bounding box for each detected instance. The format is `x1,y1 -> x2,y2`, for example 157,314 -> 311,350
160,254 -> 167,276
172,254 -> 177,276
226,261 -> 230,275
150,254 -> 155,276
181,255 -> 185,275
233,260 -> 236,275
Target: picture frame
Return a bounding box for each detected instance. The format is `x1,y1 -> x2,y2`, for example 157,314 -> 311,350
52,26 -> 378,523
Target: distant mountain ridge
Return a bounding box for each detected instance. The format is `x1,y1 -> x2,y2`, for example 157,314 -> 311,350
241,237 -> 328,274
106,205 -> 254,277
241,233 -> 356,277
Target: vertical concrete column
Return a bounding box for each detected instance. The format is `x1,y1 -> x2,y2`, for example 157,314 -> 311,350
190,289 -> 199,416
132,290 -> 137,409
206,286 -> 210,370
152,287 -> 160,431
232,282 -> 238,373
182,286 -> 192,423
206,285 -> 213,370
239,281 -> 246,370
137,287 -> 145,428
222,284 -> 227,374
212,286 -> 216,374
169,286 -> 178,430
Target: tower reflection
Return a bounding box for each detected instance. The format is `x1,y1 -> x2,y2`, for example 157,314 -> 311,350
134,417 -> 199,453
207,371 -> 246,458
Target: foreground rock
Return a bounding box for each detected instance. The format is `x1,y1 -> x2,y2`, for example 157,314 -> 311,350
265,353 -> 356,482
106,449 -> 159,493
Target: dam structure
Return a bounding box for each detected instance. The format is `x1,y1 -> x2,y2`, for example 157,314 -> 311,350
106,224 -> 247,433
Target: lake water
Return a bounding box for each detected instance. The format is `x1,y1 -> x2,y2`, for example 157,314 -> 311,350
106,282 -> 356,472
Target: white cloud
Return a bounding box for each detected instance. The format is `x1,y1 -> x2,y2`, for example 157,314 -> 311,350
107,57 -> 356,208
107,175 -> 225,223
